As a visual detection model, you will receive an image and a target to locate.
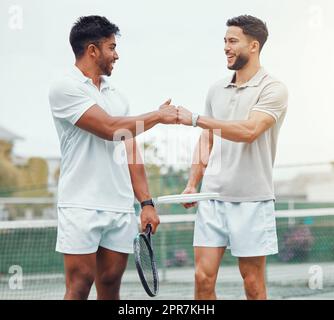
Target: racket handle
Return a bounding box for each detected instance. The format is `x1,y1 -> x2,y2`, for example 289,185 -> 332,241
145,224 -> 152,243
145,224 -> 152,234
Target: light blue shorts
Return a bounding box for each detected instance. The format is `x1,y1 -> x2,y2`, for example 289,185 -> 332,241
193,200 -> 278,257
56,207 -> 138,254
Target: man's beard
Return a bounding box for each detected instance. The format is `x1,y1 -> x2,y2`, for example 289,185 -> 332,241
97,56 -> 112,76
228,53 -> 249,70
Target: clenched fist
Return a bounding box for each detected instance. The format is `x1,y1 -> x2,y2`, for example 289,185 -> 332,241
177,106 -> 192,126
158,99 -> 178,124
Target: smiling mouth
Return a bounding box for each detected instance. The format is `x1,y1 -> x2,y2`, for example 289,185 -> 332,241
226,55 -> 236,64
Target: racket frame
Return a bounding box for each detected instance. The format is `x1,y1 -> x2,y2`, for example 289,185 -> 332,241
133,224 -> 159,297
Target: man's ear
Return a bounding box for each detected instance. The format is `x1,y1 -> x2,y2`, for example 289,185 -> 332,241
87,43 -> 99,58
250,40 -> 260,53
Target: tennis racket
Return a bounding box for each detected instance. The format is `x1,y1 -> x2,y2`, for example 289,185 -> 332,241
156,192 -> 220,204
133,224 -> 159,297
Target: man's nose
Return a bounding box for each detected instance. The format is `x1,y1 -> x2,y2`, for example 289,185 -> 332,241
224,43 -> 230,53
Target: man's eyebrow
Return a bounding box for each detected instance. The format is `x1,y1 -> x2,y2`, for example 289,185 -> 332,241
224,37 -> 239,41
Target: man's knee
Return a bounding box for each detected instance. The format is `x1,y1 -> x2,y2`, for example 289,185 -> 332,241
195,269 -> 216,291
66,267 -> 95,295
241,272 -> 266,299
242,273 -> 259,289
98,271 -> 123,287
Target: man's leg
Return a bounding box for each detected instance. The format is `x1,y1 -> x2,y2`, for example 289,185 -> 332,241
194,247 -> 225,300
95,246 -> 129,300
238,256 -> 267,300
64,253 -> 96,300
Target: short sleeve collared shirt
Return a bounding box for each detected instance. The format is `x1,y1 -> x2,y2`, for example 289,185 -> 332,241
201,67 -> 288,202
49,66 -> 135,212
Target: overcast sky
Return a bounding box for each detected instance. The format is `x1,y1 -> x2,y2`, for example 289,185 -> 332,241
1,0 -> 334,167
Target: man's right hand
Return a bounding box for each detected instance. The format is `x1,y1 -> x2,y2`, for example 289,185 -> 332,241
181,186 -> 197,209
158,99 -> 178,124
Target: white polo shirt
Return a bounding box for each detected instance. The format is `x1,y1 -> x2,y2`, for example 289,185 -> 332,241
200,67 -> 288,202
49,66 -> 135,213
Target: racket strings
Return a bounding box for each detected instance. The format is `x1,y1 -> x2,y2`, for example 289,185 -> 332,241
137,236 -> 157,293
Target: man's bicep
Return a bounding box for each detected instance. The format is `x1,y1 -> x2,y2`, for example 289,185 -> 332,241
75,104 -> 112,140
248,110 -> 276,136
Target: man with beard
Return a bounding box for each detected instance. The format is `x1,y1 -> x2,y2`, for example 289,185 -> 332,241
49,15 -> 177,300
177,15 -> 288,299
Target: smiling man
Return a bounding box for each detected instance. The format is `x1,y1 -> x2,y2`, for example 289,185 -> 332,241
178,15 -> 288,300
49,15 -> 177,300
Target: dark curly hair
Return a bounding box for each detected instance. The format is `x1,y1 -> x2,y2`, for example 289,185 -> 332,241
226,15 -> 268,52
69,15 -> 120,59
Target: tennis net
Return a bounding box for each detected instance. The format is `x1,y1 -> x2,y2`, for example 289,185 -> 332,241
0,207 -> 334,300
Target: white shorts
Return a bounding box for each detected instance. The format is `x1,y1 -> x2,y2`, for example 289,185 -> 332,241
56,207 -> 138,254
193,200 -> 278,257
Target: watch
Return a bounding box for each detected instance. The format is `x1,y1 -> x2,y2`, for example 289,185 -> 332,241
140,199 -> 155,209
192,113 -> 199,127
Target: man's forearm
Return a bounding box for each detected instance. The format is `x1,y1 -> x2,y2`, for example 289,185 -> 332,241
76,104 -> 176,142
186,164 -> 205,189
187,130 -> 213,188
105,111 -> 160,141
197,116 -> 256,143
129,163 -> 152,202
126,140 -> 152,202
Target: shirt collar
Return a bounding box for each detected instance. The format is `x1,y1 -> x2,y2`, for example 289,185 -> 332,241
70,65 -> 112,90
224,67 -> 267,88
100,76 -> 112,91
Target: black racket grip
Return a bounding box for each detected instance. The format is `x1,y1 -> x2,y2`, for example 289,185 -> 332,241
145,224 -> 152,233
145,224 -> 152,242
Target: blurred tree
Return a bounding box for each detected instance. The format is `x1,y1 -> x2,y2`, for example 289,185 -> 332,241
0,140 -> 20,196
0,138 -> 52,219
14,157 -> 51,197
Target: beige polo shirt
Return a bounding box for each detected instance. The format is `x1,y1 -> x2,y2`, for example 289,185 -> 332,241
200,67 -> 288,202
